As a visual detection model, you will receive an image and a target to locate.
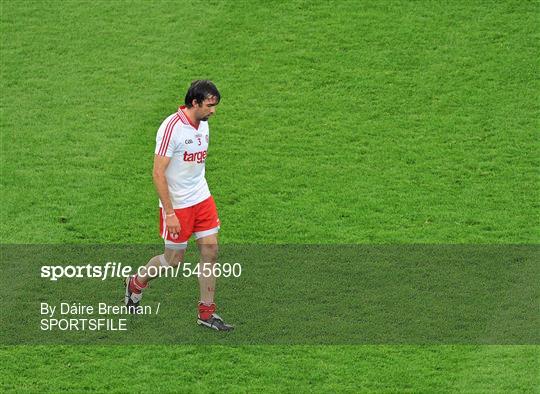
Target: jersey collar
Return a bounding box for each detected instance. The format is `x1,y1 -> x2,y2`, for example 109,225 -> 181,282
178,106 -> 199,130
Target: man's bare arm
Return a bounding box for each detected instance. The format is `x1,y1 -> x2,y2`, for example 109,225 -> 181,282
153,155 -> 174,213
153,154 -> 180,235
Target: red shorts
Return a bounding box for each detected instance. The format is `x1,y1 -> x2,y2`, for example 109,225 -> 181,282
159,196 -> 220,247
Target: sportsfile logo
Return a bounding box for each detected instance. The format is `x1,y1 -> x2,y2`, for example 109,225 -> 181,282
183,150 -> 207,163
40,262 -> 242,281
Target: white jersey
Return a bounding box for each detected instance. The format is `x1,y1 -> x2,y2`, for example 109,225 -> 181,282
155,106 -> 211,208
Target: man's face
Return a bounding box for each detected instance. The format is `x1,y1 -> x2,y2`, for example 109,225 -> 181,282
194,96 -> 219,121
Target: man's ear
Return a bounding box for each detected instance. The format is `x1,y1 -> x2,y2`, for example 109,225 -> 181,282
192,99 -> 199,108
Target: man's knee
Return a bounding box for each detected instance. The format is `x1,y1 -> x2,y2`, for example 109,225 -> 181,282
162,249 -> 184,267
200,244 -> 218,262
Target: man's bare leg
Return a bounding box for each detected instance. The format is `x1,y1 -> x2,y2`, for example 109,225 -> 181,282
137,247 -> 186,286
195,233 -> 233,330
196,234 -> 218,304
125,247 -> 185,304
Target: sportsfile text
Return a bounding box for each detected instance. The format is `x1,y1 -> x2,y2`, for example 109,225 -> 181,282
41,262 -> 242,281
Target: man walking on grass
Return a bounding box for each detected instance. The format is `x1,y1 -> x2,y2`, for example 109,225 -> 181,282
124,80 -> 233,331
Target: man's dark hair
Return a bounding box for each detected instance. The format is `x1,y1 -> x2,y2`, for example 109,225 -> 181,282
184,80 -> 221,108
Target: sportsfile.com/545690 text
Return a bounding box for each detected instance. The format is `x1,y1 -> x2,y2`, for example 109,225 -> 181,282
40,262 -> 242,281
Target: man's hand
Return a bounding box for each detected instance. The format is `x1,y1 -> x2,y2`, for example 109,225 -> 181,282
165,212 -> 181,239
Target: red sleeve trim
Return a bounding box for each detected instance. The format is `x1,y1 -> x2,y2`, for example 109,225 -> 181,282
158,114 -> 181,156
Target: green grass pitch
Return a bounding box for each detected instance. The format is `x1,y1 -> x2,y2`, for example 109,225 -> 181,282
1,0 -> 538,392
